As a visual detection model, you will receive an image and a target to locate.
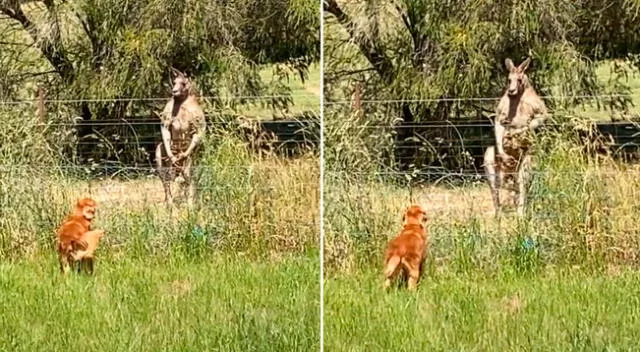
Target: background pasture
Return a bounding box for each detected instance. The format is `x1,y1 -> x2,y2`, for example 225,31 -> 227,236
323,0 -> 640,347
323,70 -> 640,351
0,68 -> 320,351
0,0 -> 323,350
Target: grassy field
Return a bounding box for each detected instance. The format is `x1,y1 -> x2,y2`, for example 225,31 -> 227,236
0,104 -> 320,348
247,63 -> 320,119
577,61 -> 640,120
325,266 -> 640,351
0,254 -> 319,352
323,114 -> 640,350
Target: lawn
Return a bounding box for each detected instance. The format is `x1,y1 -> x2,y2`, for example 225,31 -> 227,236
325,266 -> 640,351
0,254 -> 319,352
573,61 -> 640,121
245,63 -> 320,119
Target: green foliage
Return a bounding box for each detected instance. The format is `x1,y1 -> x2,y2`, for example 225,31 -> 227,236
0,0 -> 320,106
0,0 -> 321,166
577,0 -> 640,58
0,131 -> 319,259
324,0 -> 640,121
0,105 -> 66,166
323,109 -> 397,175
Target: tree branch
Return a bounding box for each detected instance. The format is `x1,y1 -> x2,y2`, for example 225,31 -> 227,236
395,2 -> 430,71
324,0 -> 394,84
0,1 -> 75,83
10,70 -> 58,81
324,67 -> 376,82
70,7 -> 106,70
325,0 -> 416,123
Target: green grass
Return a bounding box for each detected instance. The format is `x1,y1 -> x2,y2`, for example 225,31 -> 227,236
245,63 -> 320,119
0,112 -> 320,350
325,266 -> 640,351
0,254 -> 319,352
576,61 -> 640,121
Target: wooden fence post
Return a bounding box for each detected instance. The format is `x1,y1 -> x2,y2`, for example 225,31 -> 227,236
351,82 -> 363,118
36,85 -> 46,124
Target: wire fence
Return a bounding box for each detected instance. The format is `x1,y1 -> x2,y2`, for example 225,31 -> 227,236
356,121 -> 640,128
0,94 -> 320,105
0,92 -> 635,105
0,164 -> 319,171
21,120 -> 636,127
323,93 -> 640,105
2,111 -> 321,169
4,165 -> 636,176
31,119 -> 318,127
325,169 -> 640,176
3,93 -> 639,177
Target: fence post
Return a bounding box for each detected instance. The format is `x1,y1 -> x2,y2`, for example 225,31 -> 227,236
36,85 -> 46,124
351,82 -> 363,118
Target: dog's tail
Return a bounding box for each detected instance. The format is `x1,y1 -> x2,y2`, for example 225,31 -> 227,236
383,255 -> 401,278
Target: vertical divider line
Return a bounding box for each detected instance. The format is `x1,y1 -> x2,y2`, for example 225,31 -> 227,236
319,0 -> 325,350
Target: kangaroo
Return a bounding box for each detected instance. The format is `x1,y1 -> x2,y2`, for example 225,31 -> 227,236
155,70 -> 206,208
484,58 -> 548,216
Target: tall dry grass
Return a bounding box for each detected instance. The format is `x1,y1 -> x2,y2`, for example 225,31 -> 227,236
0,106 -> 319,260
324,111 -> 640,274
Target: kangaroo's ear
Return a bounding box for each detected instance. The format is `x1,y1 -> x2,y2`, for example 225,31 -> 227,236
505,58 -> 515,72
170,67 -> 184,78
518,58 -> 531,72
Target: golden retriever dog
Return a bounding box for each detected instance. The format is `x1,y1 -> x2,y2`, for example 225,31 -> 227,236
55,197 -> 101,274
383,205 -> 429,291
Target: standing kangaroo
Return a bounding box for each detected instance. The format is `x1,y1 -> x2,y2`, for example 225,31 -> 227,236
484,58 -> 548,216
155,70 -> 206,208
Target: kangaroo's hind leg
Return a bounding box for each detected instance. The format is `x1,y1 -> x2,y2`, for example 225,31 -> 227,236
484,146 -> 502,217
155,143 -> 174,207
516,152 -> 532,216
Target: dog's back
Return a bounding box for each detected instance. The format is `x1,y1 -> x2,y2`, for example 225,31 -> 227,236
56,216 -> 89,254
385,223 -> 425,255
383,224 -> 426,274
383,205 -> 429,290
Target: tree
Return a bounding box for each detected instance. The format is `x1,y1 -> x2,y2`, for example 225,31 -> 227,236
324,0 -> 640,122
0,0 -> 319,107
0,0 -> 319,166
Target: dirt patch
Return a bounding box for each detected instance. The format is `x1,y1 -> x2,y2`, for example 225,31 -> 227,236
416,184 -> 497,219
77,178 -> 169,207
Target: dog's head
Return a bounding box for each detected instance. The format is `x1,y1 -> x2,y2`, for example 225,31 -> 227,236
402,204 -> 428,225
74,197 -> 97,221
